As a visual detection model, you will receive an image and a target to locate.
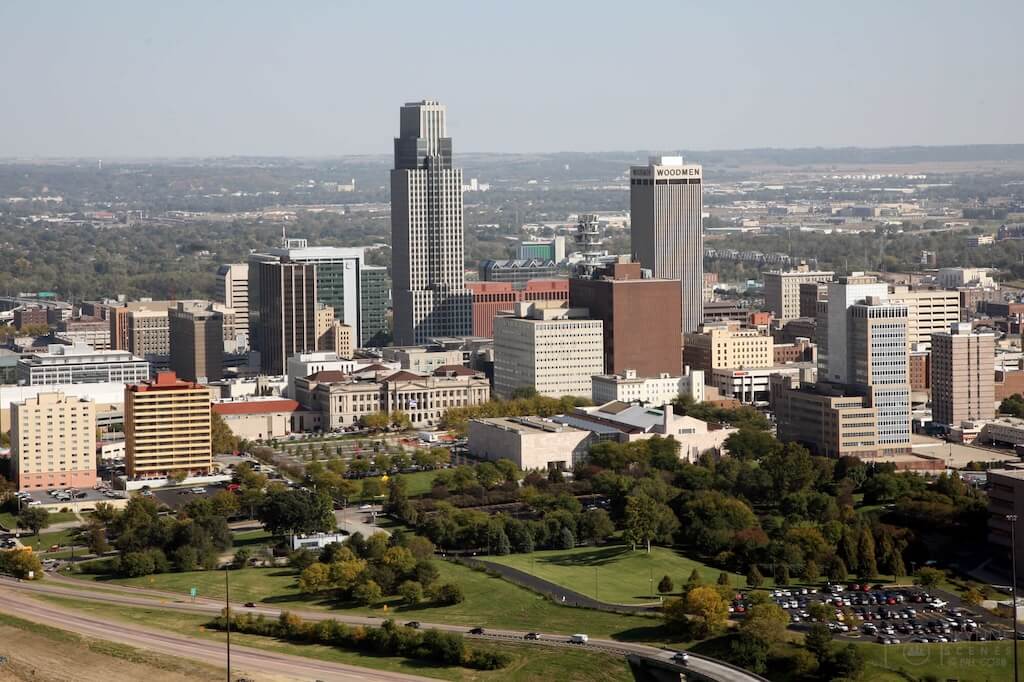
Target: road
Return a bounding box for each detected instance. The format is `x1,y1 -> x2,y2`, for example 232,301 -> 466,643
2,574 -> 764,682
1,587 -> 431,682
334,505 -> 389,538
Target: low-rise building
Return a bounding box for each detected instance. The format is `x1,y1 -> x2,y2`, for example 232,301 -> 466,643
468,417 -> 591,471
382,347 -> 466,374
17,343 -> 150,386
591,367 -> 704,406
213,398 -> 301,441
683,323 -> 774,375
56,316 -> 111,350
709,363 -> 815,405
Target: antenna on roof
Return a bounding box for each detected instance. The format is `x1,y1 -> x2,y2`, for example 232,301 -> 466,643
282,225 -> 287,247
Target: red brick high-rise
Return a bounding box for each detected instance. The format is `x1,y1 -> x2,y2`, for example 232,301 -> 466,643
467,280 -> 568,337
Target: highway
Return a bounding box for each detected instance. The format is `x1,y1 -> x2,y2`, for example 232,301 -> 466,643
0,574 -> 765,682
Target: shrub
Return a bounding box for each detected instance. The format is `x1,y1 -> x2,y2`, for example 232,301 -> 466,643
433,582 -> 465,605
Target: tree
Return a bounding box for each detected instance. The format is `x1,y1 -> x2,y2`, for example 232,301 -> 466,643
288,548 -> 318,572
76,520 -> 110,555
828,643 -> 865,679
432,582 -> 465,605
963,587 -> 983,606
857,526 -> 877,578
558,526 -> 575,550
658,575 -> 675,594
578,508 -> 615,545
717,571 -> 730,586
233,547 -> 253,569
687,568 -> 702,587
211,411 -> 240,454
361,478 -> 383,499
741,603 -> 790,646
826,555 -> 848,583
804,623 -> 833,665
360,412 -> 390,432
808,601 -> 834,623
353,579 -> 383,605
257,488 -> 334,537
399,580 -> 424,604
774,564 -> 790,586
17,507 -> 50,535
914,566 -> 944,588
802,558 -> 821,583
494,529 -> 511,555
167,469 -> 188,484
0,548 -> 42,579
682,585 -> 729,638
624,493 -> 678,553
746,565 -> 764,588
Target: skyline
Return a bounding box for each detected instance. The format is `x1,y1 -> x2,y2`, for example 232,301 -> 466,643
0,1 -> 1021,158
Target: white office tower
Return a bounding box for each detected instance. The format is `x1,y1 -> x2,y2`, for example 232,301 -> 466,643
630,156 -> 704,333
390,100 -> 472,345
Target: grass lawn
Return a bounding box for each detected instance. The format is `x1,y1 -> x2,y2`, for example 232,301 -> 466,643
40,595 -> 634,682
22,528 -> 78,552
361,470 -> 438,499
857,640 -> 1024,681
0,510 -> 79,529
69,560 -> 676,643
487,543 -> 745,604
231,528 -> 275,549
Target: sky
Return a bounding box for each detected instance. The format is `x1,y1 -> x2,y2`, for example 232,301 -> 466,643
1,1 -> 1022,158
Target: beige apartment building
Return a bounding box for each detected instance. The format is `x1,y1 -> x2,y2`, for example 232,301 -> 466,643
930,322 -> 995,426
773,383 -> 882,459
763,264 -> 834,321
493,302 -> 604,399
125,371 -> 213,480
888,286 -> 962,348
683,323 -> 774,374
11,392 -> 97,491
318,321 -> 355,359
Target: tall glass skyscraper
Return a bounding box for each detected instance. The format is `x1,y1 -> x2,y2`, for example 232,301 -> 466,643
390,100 -> 472,345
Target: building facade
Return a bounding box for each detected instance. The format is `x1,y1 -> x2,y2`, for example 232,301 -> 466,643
493,302 -> 604,399
11,392 -> 97,491
888,286 -> 962,349
390,100 -> 472,345
168,301 -> 225,383
763,264 -> 834,321
125,371 -> 213,480
479,259 -> 560,287
591,367 -> 704,406
249,259 -> 319,375
630,155 -> 704,333
468,417 -> 591,471
56,316 -> 111,350
683,323 -> 774,375
216,263 -> 249,349
467,280 -> 569,338
568,260 -> 682,377
930,322 -> 995,426
17,343 -> 150,385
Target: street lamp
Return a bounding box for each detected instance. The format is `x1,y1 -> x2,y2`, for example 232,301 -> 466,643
1008,513 -> 1019,682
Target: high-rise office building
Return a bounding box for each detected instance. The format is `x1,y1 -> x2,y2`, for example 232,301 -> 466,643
763,263 -> 834,321
169,302 -> 225,383
216,263 -> 249,349
630,156 -> 704,333
11,392 -> 97,491
250,240 -> 391,349
391,100 -> 472,345
568,260 -> 682,377
931,322 -> 995,426
125,371 -> 212,480
249,259 -> 318,375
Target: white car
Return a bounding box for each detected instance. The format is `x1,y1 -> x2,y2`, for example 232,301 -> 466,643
930,599 -> 949,609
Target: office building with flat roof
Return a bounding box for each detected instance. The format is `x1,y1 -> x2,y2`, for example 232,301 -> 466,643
17,343 -> 150,386
249,258 -> 319,375
630,155 -> 704,333
931,322 -> 995,426
390,100 -> 472,345
11,392 -> 97,491
467,280 -> 568,338
216,263 -> 250,350
763,263 -> 834,321
169,301 -> 225,383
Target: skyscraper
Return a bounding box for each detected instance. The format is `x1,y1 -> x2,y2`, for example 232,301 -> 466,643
931,322 -> 995,426
169,301 -> 225,383
630,156 -> 704,333
391,100 -> 472,345
249,258 -> 318,375
216,263 -> 249,349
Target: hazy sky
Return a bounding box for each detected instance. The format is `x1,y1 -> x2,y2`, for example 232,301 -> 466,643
1,1 -> 1021,157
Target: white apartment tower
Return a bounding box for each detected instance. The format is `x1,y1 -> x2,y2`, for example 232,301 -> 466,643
391,100 -> 473,345
630,156 -> 704,333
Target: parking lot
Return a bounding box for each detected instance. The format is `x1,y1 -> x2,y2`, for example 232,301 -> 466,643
150,484 -> 225,510
758,584 -> 1010,644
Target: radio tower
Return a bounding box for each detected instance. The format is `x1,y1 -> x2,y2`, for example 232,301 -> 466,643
573,213 -> 604,278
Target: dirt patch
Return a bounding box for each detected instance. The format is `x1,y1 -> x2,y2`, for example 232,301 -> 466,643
0,624 -> 221,682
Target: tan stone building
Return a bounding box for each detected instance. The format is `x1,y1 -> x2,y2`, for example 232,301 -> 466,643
125,371 -> 212,480
930,322 -> 995,426
11,392 -> 97,491
888,286 -> 962,348
763,263 -> 834,321
683,323 -> 774,374
468,417 -> 591,471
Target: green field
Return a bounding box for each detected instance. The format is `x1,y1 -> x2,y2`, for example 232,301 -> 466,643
0,510 -> 79,530
857,640 -> 1023,681
231,528 -> 275,549
70,560 -> 674,642
361,470 -> 438,499
41,595 -> 633,682
487,544 -> 745,604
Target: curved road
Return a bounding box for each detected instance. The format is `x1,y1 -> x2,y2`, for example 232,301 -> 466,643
1,574 -> 763,682
2,588 -> 429,682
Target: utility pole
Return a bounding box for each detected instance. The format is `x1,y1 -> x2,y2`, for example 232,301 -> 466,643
225,569 -> 231,682
1009,514 -> 1019,682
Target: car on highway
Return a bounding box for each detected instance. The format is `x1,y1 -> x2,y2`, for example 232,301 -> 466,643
405,621 -> 421,629
569,633 -> 589,644
671,651 -> 690,665
469,627 -> 484,635
243,602 -> 256,608
524,632 -> 541,640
